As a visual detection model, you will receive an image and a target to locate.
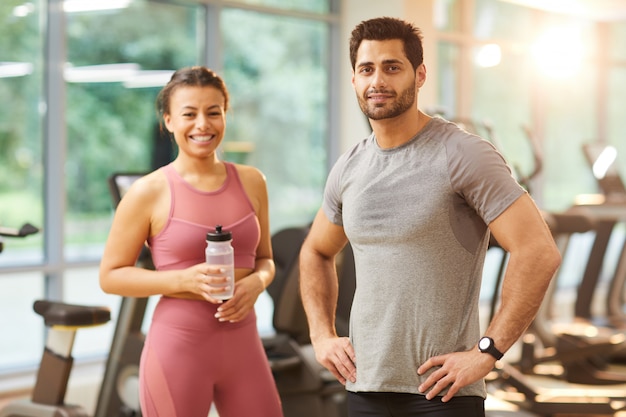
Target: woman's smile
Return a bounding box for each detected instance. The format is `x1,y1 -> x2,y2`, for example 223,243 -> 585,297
190,133 -> 216,143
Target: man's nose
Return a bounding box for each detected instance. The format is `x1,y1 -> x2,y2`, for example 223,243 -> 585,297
370,69 -> 387,89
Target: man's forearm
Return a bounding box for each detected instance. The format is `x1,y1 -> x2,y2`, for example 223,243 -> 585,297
299,247 -> 340,342
484,244 -> 561,353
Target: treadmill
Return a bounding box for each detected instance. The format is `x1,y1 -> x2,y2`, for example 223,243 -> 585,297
575,143 -> 626,328
483,135 -> 626,414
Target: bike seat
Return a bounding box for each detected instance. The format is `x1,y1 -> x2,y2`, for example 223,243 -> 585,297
33,300 -> 111,327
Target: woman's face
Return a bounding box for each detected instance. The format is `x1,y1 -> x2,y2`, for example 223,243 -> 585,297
163,85 -> 226,159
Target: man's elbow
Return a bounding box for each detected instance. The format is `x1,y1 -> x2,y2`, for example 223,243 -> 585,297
540,240 -> 562,278
299,238 -> 320,265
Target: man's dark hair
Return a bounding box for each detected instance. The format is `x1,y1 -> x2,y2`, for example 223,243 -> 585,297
349,17 -> 424,72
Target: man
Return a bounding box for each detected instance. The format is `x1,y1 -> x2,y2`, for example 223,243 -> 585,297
299,17 -> 561,417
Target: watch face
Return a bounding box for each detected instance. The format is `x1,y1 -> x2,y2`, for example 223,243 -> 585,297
479,337 -> 491,350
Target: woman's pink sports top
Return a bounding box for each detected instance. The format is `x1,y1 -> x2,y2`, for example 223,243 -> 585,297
147,162 -> 260,271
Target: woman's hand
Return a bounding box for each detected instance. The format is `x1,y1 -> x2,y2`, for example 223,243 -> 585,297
176,263 -> 231,303
214,272 -> 265,322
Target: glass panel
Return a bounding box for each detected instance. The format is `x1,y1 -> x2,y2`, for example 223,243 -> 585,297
471,46 -> 533,189
64,267 -> 120,358
436,41 -> 459,118
608,22 -> 626,175
471,8 -> 598,211
535,18 -> 597,210
609,21 -> 626,62
607,22 -> 626,186
607,67 -> 626,170
64,0 -> 201,261
222,9 -> 329,231
541,69 -> 597,210
434,0 -> 461,32
233,0 -> 330,14
474,0 -> 534,41
0,1 -> 44,263
0,272 -> 44,371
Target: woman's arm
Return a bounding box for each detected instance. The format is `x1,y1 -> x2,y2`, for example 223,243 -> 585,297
99,172 -> 223,301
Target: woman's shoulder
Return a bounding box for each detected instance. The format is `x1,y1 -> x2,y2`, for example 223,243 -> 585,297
229,162 -> 266,184
228,163 -> 267,207
121,167 -> 168,205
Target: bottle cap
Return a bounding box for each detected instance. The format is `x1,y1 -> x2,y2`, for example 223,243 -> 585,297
206,224 -> 232,241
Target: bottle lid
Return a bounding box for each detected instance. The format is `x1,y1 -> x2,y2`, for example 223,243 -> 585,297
206,224 -> 232,241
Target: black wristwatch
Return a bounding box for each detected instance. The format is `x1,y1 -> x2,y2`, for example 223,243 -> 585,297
478,336 -> 503,360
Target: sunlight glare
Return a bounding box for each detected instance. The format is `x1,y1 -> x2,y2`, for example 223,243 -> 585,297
532,27 -> 583,79
476,44 -> 502,68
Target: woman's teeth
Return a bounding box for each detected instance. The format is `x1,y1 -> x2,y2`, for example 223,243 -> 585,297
192,135 -> 213,142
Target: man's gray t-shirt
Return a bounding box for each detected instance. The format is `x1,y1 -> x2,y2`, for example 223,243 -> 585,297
322,116 -> 525,398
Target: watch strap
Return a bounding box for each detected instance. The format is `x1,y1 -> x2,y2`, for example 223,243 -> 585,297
478,336 -> 504,360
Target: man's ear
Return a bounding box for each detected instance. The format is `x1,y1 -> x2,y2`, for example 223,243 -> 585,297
416,63 -> 427,88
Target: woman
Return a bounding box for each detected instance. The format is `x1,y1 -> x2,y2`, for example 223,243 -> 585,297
100,66 -> 283,417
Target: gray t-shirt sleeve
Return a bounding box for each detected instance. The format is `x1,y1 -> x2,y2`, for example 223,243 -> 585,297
322,141 -> 363,226
322,162 -> 343,225
447,133 -> 526,225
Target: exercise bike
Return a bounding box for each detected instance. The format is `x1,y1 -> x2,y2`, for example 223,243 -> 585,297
0,224 -> 112,417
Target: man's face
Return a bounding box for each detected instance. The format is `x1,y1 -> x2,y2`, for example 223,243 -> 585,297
352,39 -> 424,121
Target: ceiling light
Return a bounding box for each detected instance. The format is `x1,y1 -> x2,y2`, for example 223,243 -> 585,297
0,62 -> 34,78
123,70 -> 175,88
63,0 -> 132,13
64,63 -> 140,83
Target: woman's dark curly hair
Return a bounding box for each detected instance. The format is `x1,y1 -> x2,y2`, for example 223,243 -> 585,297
156,66 -> 230,118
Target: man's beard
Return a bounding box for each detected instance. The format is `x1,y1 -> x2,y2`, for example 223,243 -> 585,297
357,84 -> 415,120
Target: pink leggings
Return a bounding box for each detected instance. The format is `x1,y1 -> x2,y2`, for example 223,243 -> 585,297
139,297 -> 283,417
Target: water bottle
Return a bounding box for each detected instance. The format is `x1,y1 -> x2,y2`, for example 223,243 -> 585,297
205,224 -> 235,300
